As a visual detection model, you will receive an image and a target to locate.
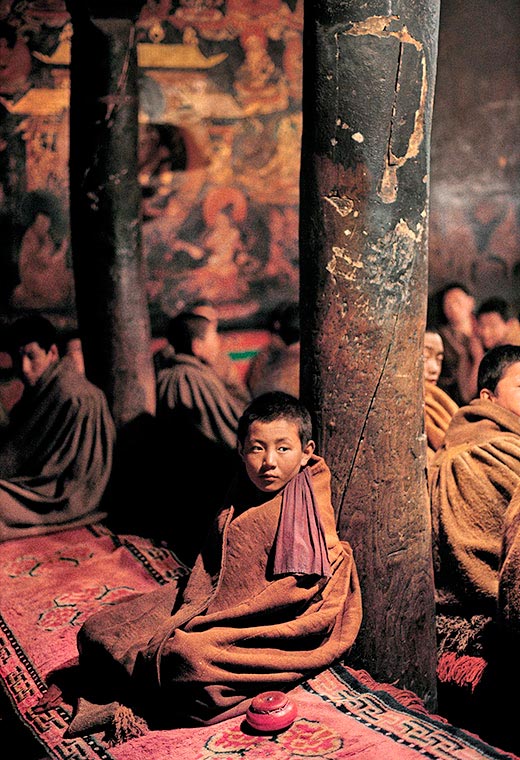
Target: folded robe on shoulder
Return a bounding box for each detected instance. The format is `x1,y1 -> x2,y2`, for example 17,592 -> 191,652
430,399 -> 520,614
424,381 -> 459,455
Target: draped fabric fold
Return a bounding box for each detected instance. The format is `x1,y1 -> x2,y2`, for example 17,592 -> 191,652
0,360 -> 115,541
273,466 -> 331,577
430,398 -> 520,614
424,381 -> 458,462
67,455 -> 362,737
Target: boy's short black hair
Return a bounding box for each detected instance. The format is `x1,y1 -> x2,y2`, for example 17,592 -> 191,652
237,391 -> 313,446
166,312 -> 210,355
9,315 -> 57,355
478,344 -> 520,394
476,297 -> 512,322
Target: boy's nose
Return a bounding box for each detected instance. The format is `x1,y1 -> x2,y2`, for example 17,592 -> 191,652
263,450 -> 276,467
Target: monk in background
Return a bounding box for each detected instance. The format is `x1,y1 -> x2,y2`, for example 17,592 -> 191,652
433,282 -> 484,405
0,315 -> 115,541
423,326 -> 458,468
475,296 -> 520,351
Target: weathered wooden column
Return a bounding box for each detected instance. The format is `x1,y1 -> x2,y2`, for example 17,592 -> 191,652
66,0 -> 154,427
300,1 -> 440,708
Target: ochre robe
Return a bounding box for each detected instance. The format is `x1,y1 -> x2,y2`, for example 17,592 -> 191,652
429,399 -> 520,615
424,382 -> 459,466
498,483 -> 520,634
67,455 -> 362,736
156,353 -> 245,450
0,360 -> 115,541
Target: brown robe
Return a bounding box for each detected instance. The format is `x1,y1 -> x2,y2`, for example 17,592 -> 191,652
155,343 -> 251,406
0,359 -> 115,541
68,455 -> 362,735
156,353 -> 245,450
498,483 -> 520,634
429,399 -> 520,615
424,382 -> 458,466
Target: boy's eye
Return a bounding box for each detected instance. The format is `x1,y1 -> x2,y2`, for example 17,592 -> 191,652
278,446 -> 290,452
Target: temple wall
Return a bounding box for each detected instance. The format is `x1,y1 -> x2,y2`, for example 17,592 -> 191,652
429,0 -> 520,314
0,0 -> 518,331
0,0 -> 302,333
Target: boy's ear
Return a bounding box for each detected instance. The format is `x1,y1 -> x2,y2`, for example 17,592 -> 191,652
480,388 -> 494,402
301,439 -> 315,464
49,344 -> 60,362
191,336 -> 202,358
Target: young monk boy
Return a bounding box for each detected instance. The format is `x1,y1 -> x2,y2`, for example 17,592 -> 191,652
430,344 -> 520,620
37,391 -> 362,742
431,346 -> 520,755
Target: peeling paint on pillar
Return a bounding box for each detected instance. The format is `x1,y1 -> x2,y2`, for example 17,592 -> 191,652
300,0 -> 441,710
342,16 -> 428,204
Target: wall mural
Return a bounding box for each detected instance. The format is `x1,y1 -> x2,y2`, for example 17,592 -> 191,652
0,0 -> 302,332
429,196 -> 520,316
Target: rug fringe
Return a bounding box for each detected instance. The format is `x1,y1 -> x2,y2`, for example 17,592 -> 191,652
437,652 -> 487,692
352,668 -> 427,713
107,704 -> 149,746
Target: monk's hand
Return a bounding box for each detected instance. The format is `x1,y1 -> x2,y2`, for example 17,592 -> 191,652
33,683 -> 64,713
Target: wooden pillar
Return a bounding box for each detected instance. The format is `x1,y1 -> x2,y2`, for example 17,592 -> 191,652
66,0 -> 154,428
300,1 -> 440,708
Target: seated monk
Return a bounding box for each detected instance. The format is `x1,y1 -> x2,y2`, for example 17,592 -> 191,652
154,299 -> 251,406
475,296 -> 520,351
430,344 -> 520,649
423,326 -> 459,467
0,315 -> 116,541
457,362 -> 520,757
155,310 -> 248,564
36,392 -> 362,742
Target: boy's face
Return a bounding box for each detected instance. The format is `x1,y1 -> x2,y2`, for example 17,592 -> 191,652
423,331 -> 444,384
480,360 -> 520,417
238,418 -> 315,493
476,311 -> 509,350
443,288 -> 474,326
17,341 -> 58,387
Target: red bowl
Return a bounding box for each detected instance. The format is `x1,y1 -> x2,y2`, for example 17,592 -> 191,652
245,691 -> 298,732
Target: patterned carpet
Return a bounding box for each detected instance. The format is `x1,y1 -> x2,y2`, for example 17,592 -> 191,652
1,525 -> 518,760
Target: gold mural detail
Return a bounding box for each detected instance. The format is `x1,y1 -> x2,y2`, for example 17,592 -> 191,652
3,88 -> 69,116
139,34 -> 228,69
20,114 -> 69,197
30,24 -> 229,71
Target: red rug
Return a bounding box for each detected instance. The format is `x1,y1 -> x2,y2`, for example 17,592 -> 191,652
1,525 -> 518,760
